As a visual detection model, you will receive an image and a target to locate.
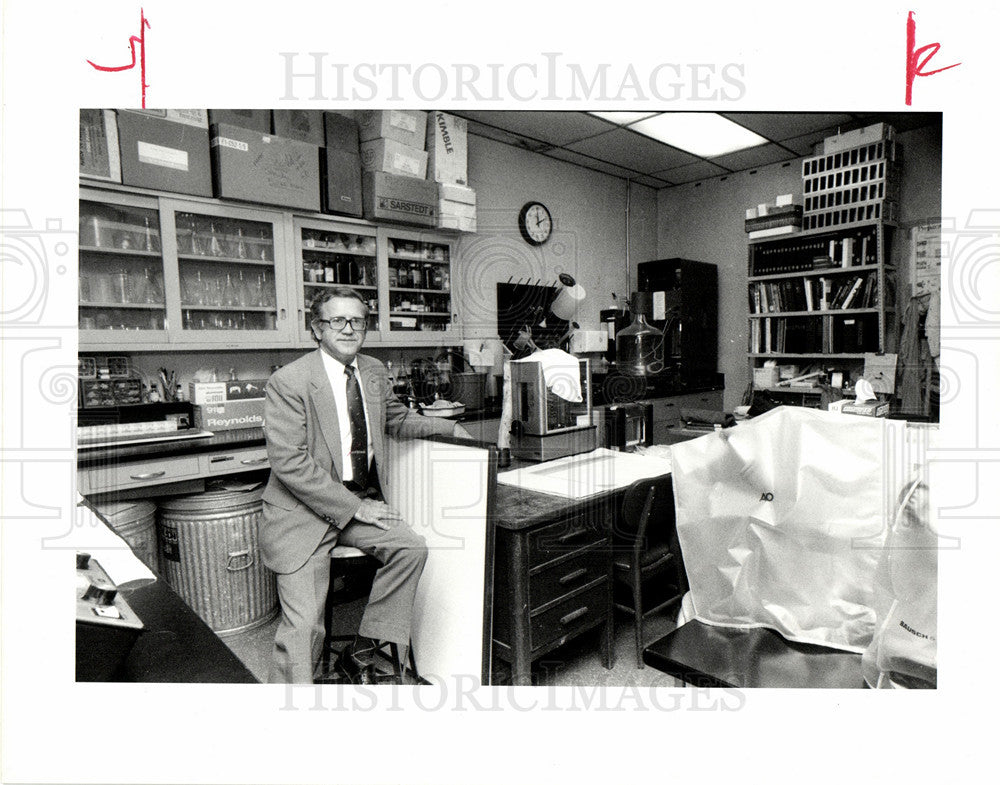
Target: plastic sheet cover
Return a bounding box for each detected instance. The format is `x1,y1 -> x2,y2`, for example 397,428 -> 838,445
671,406 -> 907,653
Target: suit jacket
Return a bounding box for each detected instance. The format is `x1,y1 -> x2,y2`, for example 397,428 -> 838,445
260,349 -> 455,574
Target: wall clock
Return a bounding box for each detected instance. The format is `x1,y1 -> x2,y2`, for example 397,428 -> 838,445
518,201 -> 553,246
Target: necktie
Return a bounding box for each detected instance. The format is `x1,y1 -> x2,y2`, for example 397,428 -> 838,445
343,365 -> 369,489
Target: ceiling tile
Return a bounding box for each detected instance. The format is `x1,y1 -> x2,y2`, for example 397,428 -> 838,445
452,111 -> 612,147
653,160 -> 729,184
543,147 -> 642,180
566,128 -> 699,174
721,113 -> 856,141
709,143 -> 798,171
779,130 -> 829,156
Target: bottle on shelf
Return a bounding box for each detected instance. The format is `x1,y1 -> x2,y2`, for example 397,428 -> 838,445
236,270 -> 251,307
258,228 -> 270,261
141,267 -> 162,303
410,263 -> 423,289
209,223 -> 223,257
143,217 -> 155,252
90,216 -> 103,248
261,270 -> 275,307
236,228 -> 247,259
223,273 -> 239,307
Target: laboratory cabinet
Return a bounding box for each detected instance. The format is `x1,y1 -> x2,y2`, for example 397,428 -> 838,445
79,182 -> 462,352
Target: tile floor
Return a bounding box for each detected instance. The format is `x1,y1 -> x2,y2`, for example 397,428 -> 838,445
221,601 -> 684,687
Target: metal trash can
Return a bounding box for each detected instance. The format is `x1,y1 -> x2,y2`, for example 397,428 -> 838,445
94,500 -> 159,572
156,485 -> 277,636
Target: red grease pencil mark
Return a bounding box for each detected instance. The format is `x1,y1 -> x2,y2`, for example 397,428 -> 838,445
905,10 -> 960,105
86,8 -> 151,107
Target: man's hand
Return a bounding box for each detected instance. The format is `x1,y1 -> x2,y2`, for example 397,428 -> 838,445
352,498 -> 404,530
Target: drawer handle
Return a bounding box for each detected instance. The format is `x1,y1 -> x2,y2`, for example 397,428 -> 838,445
558,568 -> 588,585
227,549 -> 254,572
556,529 -> 587,544
559,606 -> 589,626
240,457 -> 269,466
129,470 -> 166,480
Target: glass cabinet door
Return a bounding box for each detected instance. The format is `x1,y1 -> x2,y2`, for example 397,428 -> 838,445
383,231 -> 455,340
295,219 -> 379,341
79,197 -> 167,340
169,205 -> 284,340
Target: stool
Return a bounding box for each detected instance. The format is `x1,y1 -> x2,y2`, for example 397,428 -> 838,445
320,545 -> 418,682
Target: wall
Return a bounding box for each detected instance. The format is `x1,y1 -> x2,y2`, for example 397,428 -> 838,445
656,122 -> 943,410
455,134 -> 657,338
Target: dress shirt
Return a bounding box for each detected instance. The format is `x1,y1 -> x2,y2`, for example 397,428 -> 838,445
319,350 -> 373,483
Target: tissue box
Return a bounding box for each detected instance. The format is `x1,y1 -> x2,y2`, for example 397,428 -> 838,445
194,399 -> 265,431
839,400 -> 889,418
189,379 -> 269,405
753,367 -> 779,388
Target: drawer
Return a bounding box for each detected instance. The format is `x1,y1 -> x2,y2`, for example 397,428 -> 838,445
529,544 -> 608,610
530,579 -> 609,653
200,446 -> 269,475
80,455 -> 202,494
527,511 -> 608,568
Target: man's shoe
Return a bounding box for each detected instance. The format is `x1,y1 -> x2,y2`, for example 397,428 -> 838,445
332,641 -> 377,685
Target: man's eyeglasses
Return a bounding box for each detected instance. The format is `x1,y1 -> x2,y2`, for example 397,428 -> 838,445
316,317 -> 367,332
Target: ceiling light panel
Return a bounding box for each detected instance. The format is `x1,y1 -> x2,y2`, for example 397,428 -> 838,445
630,113 -> 770,157
588,111 -> 658,125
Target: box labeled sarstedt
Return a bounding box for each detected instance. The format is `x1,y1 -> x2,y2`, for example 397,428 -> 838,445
362,172 -> 437,227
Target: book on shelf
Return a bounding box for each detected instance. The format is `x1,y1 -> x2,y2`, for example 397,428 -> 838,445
803,278 -> 815,311
840,276 -> 866,309
745,206 -> 803,233
748,224 -> 802,240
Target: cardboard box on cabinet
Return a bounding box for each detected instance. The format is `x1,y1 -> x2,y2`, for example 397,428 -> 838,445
210,123 -> 321,212
322,148 -> 363,217
324,112 -> 361,153
116,110 -> 213,197
362,171 -> 437,228
80,109 -> 121,182
207,109 -> 272,133
360,138 -> 428,179
272,109 -> 326,145
356,110 -> 428,148
426,111 -> 468,185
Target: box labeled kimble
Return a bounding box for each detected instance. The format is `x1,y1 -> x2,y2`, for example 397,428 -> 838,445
362,171 -> 437,227
211,123 -> 320,211
116,110 -> 213,197
271,109 -> 325,145
426,111 -> 468,185
194,399 -> 265,431
357,110 -> 427,148
80,109 -> 121,182
360,138 -> 428,179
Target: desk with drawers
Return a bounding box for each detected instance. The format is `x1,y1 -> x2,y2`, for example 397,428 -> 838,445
490,477 -> 622,685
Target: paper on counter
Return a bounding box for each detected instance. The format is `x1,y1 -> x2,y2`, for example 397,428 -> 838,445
497,447 -> 672,500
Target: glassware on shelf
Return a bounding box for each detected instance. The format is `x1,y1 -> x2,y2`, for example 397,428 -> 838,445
188,219 -> 203,255
261,270 -> 275,307
144,217 -> 156,252
79,275 -> 92,303
207,274 -> 224,307
236,270 -> 252,307
209,223 -> 223,257
112,268 -> 132,303
223,272 -> 239,307
253,273 -> 265,307
140,267 -> 163,303
258,229 -> 270,261
88,216 -> 103,248
236,228 -> 247,259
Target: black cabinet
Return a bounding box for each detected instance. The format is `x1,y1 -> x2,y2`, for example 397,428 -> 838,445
637,258 -> 718,384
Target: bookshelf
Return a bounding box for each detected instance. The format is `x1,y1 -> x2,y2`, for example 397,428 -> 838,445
746,220 -> 896,404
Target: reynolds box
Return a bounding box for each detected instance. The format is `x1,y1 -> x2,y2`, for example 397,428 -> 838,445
360,138 -> 428,179
194,399 -> 265,431
116,110 -> 213,197
357,110 -> 427,148
80,109 -> 121,182
362,171 -> 437,227
211,123 -> 320,211
426,111 -> 468,185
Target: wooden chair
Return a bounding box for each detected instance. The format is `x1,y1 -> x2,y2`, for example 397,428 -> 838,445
612,474 -> 687,668
319,545 -> 416,683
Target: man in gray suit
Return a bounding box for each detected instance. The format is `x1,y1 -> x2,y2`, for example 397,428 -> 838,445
261,287 -> 471,683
